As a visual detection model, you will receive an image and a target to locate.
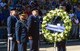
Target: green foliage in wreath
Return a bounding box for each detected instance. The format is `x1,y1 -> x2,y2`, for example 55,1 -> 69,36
42,8 -> 72,43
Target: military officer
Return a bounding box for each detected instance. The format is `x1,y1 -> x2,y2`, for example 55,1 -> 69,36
7,8 -> 18,51
15,13 -> 28,51
28,9 -> 41,51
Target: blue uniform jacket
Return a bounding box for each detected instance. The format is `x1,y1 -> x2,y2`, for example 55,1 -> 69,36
28,15 -> 41,40
7,16 -> 18,37
15,20 -> 28,43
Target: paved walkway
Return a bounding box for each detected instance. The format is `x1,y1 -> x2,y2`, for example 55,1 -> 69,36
0,40 -> 80,51
38,45 -> 80,51
27,45 -> 80,51
28,40 -> 80,51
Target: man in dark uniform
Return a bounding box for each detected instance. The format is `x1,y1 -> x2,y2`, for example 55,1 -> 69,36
28,10 -> 41,51
7,8 -> 18,51
15,13 -> 28,51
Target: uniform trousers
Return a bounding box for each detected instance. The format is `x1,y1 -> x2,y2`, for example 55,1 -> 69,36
30,39 -> 39,51
57,40 -> 66,51
12,40 -> 18,51
18,42 -> 27,51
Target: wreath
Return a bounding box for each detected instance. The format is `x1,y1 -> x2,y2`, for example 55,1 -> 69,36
42,8 -> 72,43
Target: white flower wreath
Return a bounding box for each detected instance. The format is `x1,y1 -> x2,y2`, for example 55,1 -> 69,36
42,8 -> 72,43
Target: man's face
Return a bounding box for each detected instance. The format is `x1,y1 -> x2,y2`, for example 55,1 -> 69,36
10,10 -> 17,16
32,11 -> 39,16
20,14 -> 28,20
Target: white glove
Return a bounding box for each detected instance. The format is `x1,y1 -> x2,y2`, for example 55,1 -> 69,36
8,37 -> 13,40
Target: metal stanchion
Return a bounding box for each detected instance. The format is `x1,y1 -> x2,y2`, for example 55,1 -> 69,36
7,38 -> 10,51
7,37 -> 12,51
54,33 -> 57,51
